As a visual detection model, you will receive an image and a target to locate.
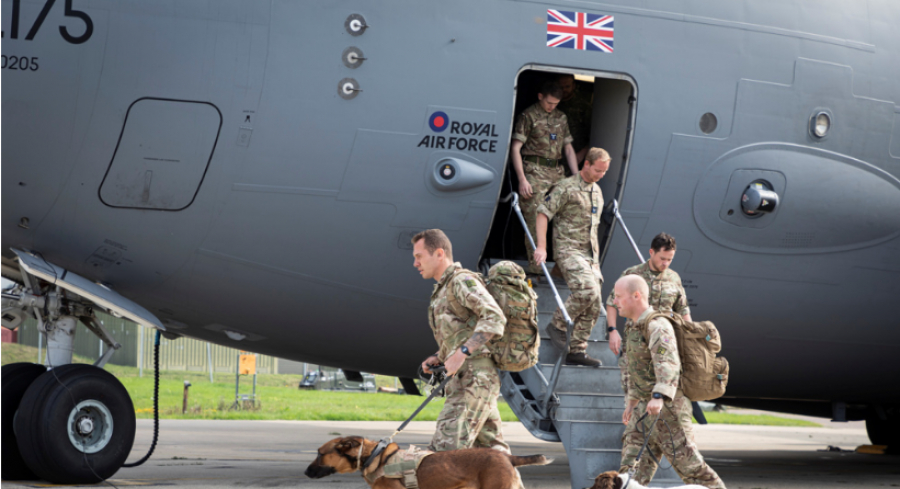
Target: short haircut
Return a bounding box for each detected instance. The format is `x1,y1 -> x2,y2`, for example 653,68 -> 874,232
651,232 -> 677,252
616,274 -> 649,299
586,147 -> 610,164
411,229 -> 453,260
539,82 -> 563,99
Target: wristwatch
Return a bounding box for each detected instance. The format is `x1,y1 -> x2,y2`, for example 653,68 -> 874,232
460,345 -> 472,356
652,392 -> 663,400
607,326 -> 616,333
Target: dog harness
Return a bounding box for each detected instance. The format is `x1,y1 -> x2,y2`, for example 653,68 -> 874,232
363,446 -> 432,489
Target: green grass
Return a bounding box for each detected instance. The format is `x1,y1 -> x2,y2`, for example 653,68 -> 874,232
700,411 -> 821,427
3,343 -> 819,426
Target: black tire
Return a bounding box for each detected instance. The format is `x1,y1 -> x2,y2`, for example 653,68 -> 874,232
866,409 -> 900,447
15,364 -> 136,484
1,363 -> 47,481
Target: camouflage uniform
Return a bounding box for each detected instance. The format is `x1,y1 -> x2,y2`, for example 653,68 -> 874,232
606,263 -> 690,393
427,263 -> 510,454
618,308 -> 725,489
512,103 -> 572,272
557,88 -> 593,155
535,175 -> 603,353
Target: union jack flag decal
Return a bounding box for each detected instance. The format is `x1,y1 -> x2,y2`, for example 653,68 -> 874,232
547,10 -> 614,53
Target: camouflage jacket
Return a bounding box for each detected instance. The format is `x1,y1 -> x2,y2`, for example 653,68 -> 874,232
428,263 -> 506,362
557,88 -> 592,152
535,174 -> 603,263
606,262 -> 690,320
626,307 -> 680,401
513,103 -> 573,160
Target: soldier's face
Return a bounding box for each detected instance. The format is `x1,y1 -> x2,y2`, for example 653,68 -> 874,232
582,158 -> 610,183
648,248 -> 676,272
613,283 -> 639,319
413,240 -> 442,280
537,93 -> 560,113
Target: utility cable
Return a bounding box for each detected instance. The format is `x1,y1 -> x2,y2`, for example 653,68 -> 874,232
123,329 -> 160,467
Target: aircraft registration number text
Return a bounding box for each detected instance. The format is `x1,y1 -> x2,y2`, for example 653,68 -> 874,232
2,55 -> 39,71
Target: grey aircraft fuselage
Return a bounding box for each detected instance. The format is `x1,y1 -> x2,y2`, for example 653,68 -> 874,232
3,0 -> 899,416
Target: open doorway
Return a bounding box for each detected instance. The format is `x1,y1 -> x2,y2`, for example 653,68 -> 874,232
479,66 -> 637,272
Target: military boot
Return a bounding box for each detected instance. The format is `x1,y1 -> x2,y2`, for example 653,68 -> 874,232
547,326 -> 569,354
565,352 -> 602,367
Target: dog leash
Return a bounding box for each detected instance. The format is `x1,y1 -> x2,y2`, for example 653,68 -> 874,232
361,366 -> 455,469
622,410 -> 662,489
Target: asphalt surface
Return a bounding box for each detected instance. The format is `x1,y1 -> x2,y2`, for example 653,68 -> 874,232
2,418 -> 898,489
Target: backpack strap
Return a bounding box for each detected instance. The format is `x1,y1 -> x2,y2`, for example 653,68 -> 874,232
443,268 -> 483,322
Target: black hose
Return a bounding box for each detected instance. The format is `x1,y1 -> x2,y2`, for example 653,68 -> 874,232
123,330 -> 160,467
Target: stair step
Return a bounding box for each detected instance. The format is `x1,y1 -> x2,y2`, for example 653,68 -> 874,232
539,364 -> 623,393
563,420 -> 626,448
539,340 -> 620,366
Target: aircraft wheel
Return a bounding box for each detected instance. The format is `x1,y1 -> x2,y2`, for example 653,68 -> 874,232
866,407 -> 900,447
1,363 -> 47,481
15,364 -> 135,483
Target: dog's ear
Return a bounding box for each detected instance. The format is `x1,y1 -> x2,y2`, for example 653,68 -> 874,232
612,473 -> 622,489
336,437 -> 362,452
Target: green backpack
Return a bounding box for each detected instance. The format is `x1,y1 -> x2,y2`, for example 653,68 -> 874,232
484,261 -> 540,372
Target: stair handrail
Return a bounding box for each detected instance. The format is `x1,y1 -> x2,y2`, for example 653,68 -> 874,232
499,192 -> 573,417
611,199 -> 645,263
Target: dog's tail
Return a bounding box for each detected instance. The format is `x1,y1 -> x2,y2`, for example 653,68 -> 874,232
507,454 -> 553,467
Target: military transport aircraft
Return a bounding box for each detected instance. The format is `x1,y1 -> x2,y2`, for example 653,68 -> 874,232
3,0 -> 899,484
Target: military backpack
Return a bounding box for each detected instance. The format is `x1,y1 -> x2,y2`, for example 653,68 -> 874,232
638,311 -> 729,402
483,261 -> 540,372
445,261 -> 540,372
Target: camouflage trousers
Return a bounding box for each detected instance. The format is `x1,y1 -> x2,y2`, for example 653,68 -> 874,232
550,252 -> 602,354
429,359 -> 510,454
620,393 -> 726,489
520,163 -> 565,273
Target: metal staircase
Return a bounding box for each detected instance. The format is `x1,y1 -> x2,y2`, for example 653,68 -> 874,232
499,277 -> 682,488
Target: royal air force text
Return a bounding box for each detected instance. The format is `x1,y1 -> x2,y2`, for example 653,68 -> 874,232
418,122 -> 500,153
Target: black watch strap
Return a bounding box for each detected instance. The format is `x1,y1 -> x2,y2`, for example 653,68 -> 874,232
460,345 -> 471,356
607,326 -> 616,333
652,392 -> 663,399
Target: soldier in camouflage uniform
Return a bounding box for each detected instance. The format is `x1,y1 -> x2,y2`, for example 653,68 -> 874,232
532,148 -> 610,366
556,74 -> 593,164
606,233 -> 693,393
510,82 -> 580,274
612,275 -> 725,489
411,229 -> 510,454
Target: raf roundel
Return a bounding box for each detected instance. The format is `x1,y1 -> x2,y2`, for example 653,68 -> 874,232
429,111 -> 449,132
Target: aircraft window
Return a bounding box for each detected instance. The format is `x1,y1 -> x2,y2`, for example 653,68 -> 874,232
699,112 -> 718,134
810,110 -> 831,138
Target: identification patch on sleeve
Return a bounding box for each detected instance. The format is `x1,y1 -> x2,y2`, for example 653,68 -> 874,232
464,279 -> 477,288
657,347 -> 668,355
550,133 -> 557,140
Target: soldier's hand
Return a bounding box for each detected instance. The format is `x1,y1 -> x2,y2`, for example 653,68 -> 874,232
622,405 -> 633,425
421,355 -> 440,374
608,329 -> 622,355
534,247 -> 547,266
519,180 -> 533,199
647,398 -> 664,416
444,349 -> 466,376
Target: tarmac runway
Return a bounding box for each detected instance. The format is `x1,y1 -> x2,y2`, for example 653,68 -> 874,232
2,418 -> 898,489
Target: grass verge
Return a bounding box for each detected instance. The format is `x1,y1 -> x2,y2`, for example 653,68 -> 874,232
3,343 -> 819,426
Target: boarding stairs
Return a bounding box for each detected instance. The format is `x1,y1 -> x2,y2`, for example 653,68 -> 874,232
498,278 -> 681,488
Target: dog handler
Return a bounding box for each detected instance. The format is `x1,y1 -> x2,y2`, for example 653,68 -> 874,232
613,275 -> 725,489
412,229 -> 511,454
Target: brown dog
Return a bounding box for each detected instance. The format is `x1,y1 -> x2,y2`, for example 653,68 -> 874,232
305,436 -> 552,489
